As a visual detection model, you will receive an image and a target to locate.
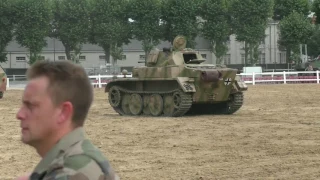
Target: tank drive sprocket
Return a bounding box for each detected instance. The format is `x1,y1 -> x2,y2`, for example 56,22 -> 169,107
214,91 -> 244,114
185,92 -> 244,115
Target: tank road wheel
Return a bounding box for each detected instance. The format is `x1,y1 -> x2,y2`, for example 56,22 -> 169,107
129,93 -> 143,115
217,92 -> 244,115
142,95 -> 151,115
0,91 -> 3,99
148,94 -> 164,116
108,86 -> 121,107
163,95 -> 175,116
163,90 -> 193,117
121,94 -> 132,115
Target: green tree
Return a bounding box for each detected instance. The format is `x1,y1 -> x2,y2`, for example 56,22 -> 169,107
0,0 -> 17,63
312,0 -> 320,24
199,0 -> 231,64
307,0 -> 320,58
14,0 -> 52,64
160,0 -> 199,48
273,0 -> 310,21
89,0 -> 131,69
128,0 -> 162,63
230,0 -> 274,65
50,0 -> 90,61
306,26 -> 320,58
278,11 -> 314,63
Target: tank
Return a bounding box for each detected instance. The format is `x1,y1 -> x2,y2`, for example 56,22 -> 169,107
0,65 -> 7,99
105,35 -> 248,117
294,57 -> 320,76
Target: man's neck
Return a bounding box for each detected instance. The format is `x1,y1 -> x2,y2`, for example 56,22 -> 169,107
36,128 -> 73,157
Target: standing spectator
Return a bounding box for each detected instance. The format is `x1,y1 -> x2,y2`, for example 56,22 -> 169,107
15,60 -> 119,180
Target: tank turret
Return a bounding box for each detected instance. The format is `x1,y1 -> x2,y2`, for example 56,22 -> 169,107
105,35 -> 248,117
0,65 -> 7,99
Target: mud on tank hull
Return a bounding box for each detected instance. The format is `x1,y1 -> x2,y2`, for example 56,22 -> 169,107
105,75 -> 248,117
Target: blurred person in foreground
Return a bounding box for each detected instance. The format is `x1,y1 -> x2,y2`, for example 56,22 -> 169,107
14,60 -> 119,180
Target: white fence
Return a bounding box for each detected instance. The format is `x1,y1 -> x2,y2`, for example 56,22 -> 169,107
238,70 -> 320,85
5,71 -> 320,89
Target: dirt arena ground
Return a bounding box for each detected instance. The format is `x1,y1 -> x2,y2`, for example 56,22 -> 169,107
1,84 -> 320,179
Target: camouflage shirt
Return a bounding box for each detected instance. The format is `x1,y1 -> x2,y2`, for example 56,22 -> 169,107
29,127 -> 120,180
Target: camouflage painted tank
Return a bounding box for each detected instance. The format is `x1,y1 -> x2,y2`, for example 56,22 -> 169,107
0,65 -> 7,99
105,35 -> 248,117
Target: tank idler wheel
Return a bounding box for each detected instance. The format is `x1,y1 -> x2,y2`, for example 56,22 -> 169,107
129,93 -> 143,115
148,94 -> 164,116
108,86 -> 121,107
121,94 -> 132,115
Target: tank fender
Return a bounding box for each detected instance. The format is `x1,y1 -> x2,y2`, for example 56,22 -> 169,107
176,77 -> 196,92
233,76 -> 248,91
104,81 -> 116,92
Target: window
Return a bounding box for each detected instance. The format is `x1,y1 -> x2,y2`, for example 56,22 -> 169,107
241,54 -> 245,64
259,53 -> 265,64
79,56 -> 86,61
58,56 -> 65,60
16,57 -> 26,61
139,55 -> 145,60
201,54 -> 207,59
39,56 -> 45,60
223,54 -> 231,64
122,55 -> 126,60
99,55 -> 105,60
280,52 -> 286,63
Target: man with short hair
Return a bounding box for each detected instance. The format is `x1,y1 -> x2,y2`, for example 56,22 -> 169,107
15,60 -> 119,180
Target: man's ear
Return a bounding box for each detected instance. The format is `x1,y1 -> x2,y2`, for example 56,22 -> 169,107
58,101 -> 73,124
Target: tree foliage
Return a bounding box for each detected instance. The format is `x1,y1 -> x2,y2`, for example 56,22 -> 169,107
230,0 -> 274,65
160,0 -> 199,48
14,0 -> 52,64
128,0 -> 163,62
0,0 -> 17,63
312,0 -> 320,24
273,0 -> 310,21
89,0 -> 131,66
199,0 -> 230,64
50,0 -> 90,62
278,11 -> 314,62
306,26 -> 320,58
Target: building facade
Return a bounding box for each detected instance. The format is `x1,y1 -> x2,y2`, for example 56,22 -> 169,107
1,20 -> 287,75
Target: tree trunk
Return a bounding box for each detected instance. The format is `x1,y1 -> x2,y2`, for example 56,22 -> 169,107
103,45 -> 111,64
244,42 -> 248,66
62,42 -> 72,60
286,47 -> 291,63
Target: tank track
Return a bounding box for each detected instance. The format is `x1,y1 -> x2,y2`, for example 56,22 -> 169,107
108,86 -> 193,117
186,92 -> 244,115
214,91 -> 244,114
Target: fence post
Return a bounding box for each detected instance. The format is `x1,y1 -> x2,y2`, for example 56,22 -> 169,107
252,72 -> 255,85
6,78 -> 9,88
317,70 -> 319,84
98,74 -> 102,88
283,71 -> 286,84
